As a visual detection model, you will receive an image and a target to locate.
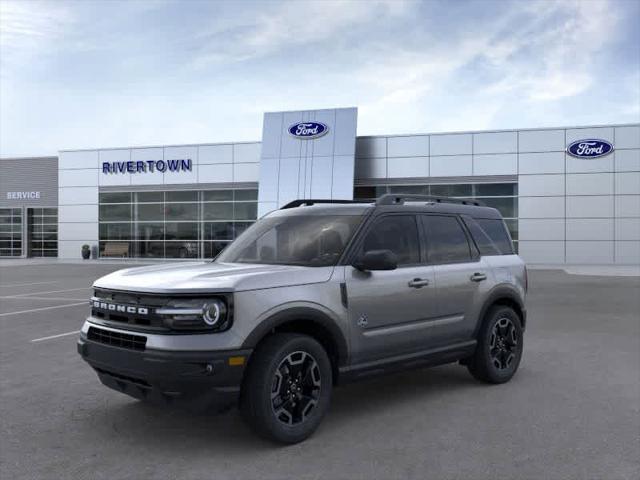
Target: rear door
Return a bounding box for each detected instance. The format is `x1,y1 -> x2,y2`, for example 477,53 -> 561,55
420,214 -> 490,343
345,214 -> 438,363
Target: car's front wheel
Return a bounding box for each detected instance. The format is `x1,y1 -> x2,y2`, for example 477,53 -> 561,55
240,333 -> 332,444
467,306 -> 523,384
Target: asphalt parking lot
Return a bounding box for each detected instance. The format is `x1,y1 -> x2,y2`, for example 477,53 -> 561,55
0,262 -> 638,480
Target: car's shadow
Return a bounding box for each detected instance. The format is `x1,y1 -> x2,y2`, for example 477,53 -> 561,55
98,364 -> 479,451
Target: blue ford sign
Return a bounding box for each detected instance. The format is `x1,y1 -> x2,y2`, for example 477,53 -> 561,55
102,159 -> 192,174
288,122 -> 329,139
567,139 -> 613,159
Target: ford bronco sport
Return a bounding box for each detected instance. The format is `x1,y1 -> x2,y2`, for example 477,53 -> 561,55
78,194 -> 527,443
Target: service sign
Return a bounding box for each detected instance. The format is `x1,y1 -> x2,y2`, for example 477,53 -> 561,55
288,122 -> 329,139
566,139 -> 613,159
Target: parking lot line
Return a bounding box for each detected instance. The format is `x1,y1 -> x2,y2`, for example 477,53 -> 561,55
0,281 -> 58,288
31,330 -> 80,343
0,302 -> 87,317
8,287 -> 89,298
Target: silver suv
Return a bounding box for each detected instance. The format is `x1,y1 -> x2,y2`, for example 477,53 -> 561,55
78,194 -> 527,443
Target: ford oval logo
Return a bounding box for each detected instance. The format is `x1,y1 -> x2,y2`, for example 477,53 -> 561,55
567,139 -> 614,159
288,122 -> 329,139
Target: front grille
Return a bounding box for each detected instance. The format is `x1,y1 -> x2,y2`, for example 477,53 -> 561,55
88,326 -> 147,351
91,289 -> 168,331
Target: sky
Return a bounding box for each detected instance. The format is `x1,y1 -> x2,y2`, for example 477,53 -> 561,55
0,0 -> 638,157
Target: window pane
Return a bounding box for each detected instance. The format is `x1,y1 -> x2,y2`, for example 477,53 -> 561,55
133,241 -> 163,258
100,241 -> 133,257
234,189 -> 258,201
475,218 -> 514,254
203,190 -> 233,201
165,222 -> 199,240
99,192 -> 132,203
422,215 -> 472,264
165,203 -> 198,221
203,203 -> 233,220
474,183 -> 517,197
136,191 -> 163,203
99,204 -> 131,221
42,208 -> 57,216
135,203 -> 164,221
235,203 -> 257,220
135,223 -> 164,241
354,186 -> 386,200
234,222 -> 253,237
388,185 -> 428,195
430,184 -> 472,197
166,191 -> 198,202
100,223 -> 132,240
361,215 -> 420,265
165,241 -> 199,258
204,241 -> 230,258
203,222 -> 234,241
478,197 -> 517,218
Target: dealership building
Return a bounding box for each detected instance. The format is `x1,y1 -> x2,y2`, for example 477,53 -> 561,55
1,107 -> 639,264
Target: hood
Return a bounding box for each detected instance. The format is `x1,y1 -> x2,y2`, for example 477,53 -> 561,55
93,261 -> 335,294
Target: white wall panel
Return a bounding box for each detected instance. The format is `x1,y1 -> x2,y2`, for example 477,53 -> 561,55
518,241 -> 564,263
566,196 -> 614,218
59,169 -> 99,187
473,131 -> 517,154
198,163 -> 233,183
566,127 -> 614,144
430,155 -> 472,176
615,241 -> 640,264
130,147 -> 164,185
518,174 -> 565,196
280,112 -> 306,158
519,197 -> 565,218
518,152 -> 565,174
310,156 -> 333,198
258,156 -> 279,203
276,157 -> 299,206
233,143 -> 261,163
334,109 -> 358,157
566,219 -> 613,241
473,154 -> 517,175
566,241 -> 613,264
387,135 -> 429,157
59,204 -> 98,223
59,150 -> 99,170
615,172 -> 640,195
58,222 -> 99,241
566,153 -> 614,173
387,156 -> 428,178
332,156 -> 356,199
615,218 -> 640,240
518,219 -> 565,241
260,113 -> 283,159
566,173 -> 613,196
309,110 -> 336,157
355,157 -> 386,179
615,195 -> 640,217
233,163 -> 259,182
356,137 -> 386,158
615,149 -> 640,172
615,126 -> 640,149
198,144 -> 233,164
430,134 -> 472,156
58,187 -> 98,205
518,129 -> 564,153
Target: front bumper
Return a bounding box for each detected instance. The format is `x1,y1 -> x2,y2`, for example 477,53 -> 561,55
78,332 -> 251,412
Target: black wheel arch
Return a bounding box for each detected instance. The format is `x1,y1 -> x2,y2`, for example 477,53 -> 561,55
475,286 -> 526,336
241,307 -> 349,382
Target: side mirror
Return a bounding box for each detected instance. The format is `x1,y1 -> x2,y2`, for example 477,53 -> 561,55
353,249 -> 398,271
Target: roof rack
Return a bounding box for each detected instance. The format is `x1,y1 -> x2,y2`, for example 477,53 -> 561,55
280,199 -> 366,209
375,194 -> 486,207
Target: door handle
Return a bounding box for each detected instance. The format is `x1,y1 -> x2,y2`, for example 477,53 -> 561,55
408,278 -> 430,288
470,272 -> 487,282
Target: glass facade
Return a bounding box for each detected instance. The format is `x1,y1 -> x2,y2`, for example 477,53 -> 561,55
354,182 -> 518,251
27,208 -> 58,257
0,208 -> 23,257
98,189 -> 258,258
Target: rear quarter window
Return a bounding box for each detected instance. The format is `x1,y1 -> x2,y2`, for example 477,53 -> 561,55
464,217 -> 514,255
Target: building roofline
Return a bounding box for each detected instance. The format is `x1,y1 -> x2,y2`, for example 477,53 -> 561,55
58,140 -> 261,154
0,156 -> 58,161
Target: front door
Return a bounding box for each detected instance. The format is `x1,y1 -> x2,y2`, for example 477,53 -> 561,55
345,214 -> 439,364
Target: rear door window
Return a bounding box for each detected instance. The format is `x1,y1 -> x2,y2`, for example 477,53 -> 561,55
421,215 -> 472,264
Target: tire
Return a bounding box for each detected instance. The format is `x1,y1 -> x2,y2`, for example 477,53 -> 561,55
467,306 -> 523,384
240,333 -> 332,444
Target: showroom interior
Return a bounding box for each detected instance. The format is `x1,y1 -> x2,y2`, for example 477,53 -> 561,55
1,107 -> 638,264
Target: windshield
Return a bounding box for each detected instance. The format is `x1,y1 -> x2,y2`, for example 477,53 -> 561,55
216,214 -> 364,266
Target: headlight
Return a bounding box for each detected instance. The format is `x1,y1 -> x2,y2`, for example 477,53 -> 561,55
156,297 -> 231,332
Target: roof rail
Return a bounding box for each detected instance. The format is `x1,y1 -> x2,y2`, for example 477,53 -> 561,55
280,199 -> 367,209
375,193 -> 486,207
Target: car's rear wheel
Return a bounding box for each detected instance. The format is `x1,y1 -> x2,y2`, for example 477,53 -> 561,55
467,306 -> 523,384
240,333 -> 332,444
